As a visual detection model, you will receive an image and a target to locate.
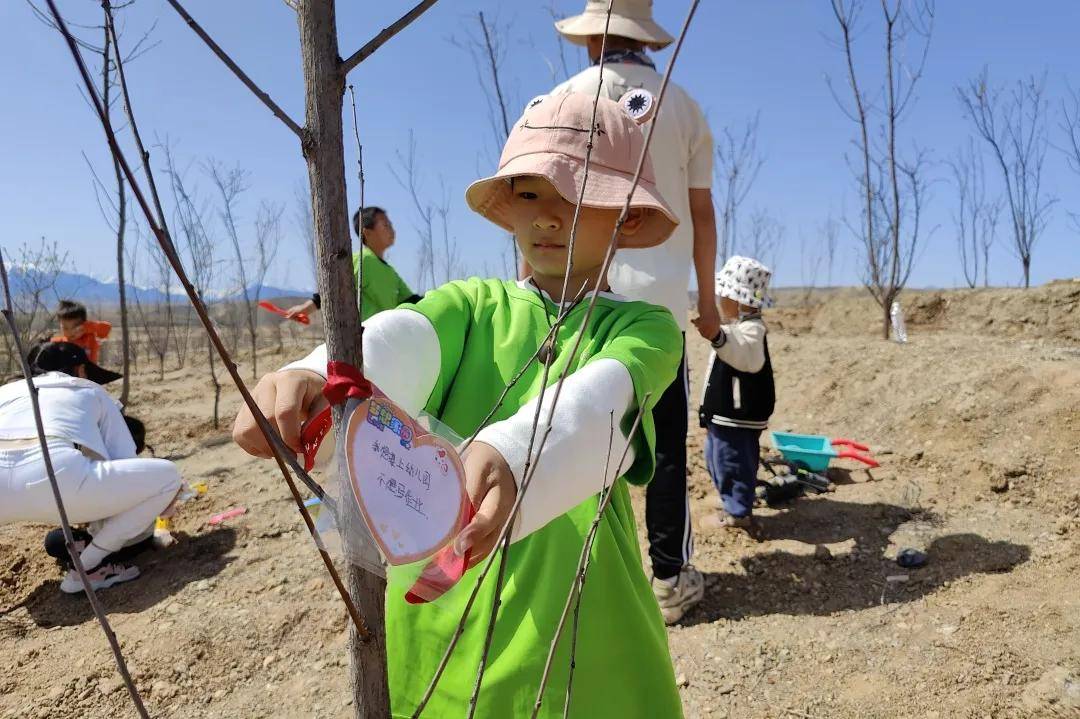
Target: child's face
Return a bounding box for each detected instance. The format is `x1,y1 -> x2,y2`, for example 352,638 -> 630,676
506,176 -> 639,278
718,296 -> 754,322
59,318 -> 85,338
366,212 -> 396,251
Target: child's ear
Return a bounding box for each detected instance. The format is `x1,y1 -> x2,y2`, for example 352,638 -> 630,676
619,208 -> 647,237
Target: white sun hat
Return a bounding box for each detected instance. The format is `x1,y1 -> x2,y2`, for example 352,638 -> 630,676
555,0 -> 675,51
715,256 -> 773,309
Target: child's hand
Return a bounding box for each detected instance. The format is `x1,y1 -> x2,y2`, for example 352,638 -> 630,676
232,369 -> 327,459
285,299 -> 317,319
454,441 -> 517,569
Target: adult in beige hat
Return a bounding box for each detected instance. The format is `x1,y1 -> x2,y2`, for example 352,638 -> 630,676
548,0 -> 719,626
555,0 -> 675,51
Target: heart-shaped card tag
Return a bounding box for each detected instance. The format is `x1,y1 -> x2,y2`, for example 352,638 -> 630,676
344,390 -> 471,568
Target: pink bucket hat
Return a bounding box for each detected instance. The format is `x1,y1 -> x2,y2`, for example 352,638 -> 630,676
465,91 -> 678,250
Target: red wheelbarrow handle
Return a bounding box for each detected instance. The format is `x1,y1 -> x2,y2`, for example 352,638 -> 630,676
831,438 -> 871,452
835,450 -> 880,468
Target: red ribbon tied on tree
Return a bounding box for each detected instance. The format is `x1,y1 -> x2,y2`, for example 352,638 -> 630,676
322,361 -> 374,405
299,361 -> 373,472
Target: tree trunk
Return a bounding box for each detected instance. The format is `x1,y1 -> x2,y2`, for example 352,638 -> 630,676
114,155 -> 131,406
207,339 -> 221,429
295,2 -> 390,717
247,306 -> 259,379
882,296 -> 892,340
1022,256 -> 1031,289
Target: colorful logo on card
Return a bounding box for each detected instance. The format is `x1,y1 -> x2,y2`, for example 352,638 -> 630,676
366,399 -> 414,448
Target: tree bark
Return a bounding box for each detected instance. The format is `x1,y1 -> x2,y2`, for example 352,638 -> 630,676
295,2 -> 390,717
100,10 -> 131,405
116,189 -> 130,405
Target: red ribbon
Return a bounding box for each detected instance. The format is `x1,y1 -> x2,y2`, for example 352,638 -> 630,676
323,361 -> 374,405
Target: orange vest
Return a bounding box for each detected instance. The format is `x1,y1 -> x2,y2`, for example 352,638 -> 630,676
53,320 -> 112,364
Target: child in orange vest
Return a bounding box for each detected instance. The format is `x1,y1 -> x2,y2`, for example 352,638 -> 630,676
53,300 -> 111,364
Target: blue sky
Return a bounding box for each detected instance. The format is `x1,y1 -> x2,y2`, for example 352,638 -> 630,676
2,0 -> 1078,293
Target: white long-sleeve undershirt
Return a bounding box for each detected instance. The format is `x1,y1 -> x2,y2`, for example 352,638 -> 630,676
283,308 -> 636,543
713,317 -> 767,373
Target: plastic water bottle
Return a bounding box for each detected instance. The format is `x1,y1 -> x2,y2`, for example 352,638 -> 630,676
890,300 -> 908,344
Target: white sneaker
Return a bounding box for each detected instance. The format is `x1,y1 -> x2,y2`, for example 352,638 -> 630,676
652,565 -> 705,625
60,563 -> 141,594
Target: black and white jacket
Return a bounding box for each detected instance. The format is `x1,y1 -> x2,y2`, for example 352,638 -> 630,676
698,315 -> 775,431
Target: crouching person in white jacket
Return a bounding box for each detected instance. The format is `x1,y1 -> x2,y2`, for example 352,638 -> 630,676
0,342 -> 182,593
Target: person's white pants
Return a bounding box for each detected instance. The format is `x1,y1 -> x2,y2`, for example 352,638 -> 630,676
0,440 -> 181,568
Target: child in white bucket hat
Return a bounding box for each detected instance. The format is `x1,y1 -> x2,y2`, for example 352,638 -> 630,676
234,91 -> 685,717
698,256 -> 776,531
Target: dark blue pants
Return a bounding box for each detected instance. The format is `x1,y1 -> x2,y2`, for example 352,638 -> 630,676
705,425 -> 761,518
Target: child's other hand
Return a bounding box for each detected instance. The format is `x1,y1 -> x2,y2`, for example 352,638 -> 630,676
454,441 -> 517,569
232,369 -> 327,459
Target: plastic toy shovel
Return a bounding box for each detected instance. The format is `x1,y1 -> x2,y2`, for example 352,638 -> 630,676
258,300 -> 310,325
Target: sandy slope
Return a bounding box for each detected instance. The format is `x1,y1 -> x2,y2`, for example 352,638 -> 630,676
1,284 -> 1078,718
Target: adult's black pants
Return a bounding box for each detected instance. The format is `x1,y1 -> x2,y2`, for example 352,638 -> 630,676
645,334 -> 692,581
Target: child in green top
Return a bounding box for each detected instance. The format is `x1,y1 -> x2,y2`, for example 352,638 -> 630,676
286,206 -> 421,322
234,91 -> 684,717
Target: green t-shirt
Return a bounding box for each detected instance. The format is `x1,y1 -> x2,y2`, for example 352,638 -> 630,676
385,278 -> 683,718
354,245 -> 416,321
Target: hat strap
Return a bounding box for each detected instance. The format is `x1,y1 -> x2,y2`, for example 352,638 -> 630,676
593,48 -> 655,70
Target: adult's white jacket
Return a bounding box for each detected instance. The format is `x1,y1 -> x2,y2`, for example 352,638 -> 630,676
0,372 -> 135,461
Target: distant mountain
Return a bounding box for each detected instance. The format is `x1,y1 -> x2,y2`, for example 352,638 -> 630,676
5,266 -> 307,307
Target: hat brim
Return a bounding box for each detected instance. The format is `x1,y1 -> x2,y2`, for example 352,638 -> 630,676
554,13 -> 674,50
84,362 -> 123,386
716,282 -> 772,310
465,151 -> 678,250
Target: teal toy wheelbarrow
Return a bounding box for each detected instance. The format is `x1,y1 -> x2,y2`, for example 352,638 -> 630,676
769,431 -> 880,471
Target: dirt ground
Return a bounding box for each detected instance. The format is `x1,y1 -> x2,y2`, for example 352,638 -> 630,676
2,283 -> 1079,718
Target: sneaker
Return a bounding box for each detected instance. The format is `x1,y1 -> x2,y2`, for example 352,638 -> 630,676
700,512 -> 754,534
720,514 -> 753,531
652,565 -> 705,625
60,563 -> 141,594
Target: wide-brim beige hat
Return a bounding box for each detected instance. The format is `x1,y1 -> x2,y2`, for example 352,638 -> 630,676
465,91 -> 678,250
555,0 -> 674,50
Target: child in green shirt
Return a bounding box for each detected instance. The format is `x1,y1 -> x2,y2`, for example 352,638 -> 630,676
286,206 -> 421,322
234,91 -> 684,717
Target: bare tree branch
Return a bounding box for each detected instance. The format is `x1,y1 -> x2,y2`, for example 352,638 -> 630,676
42,0 -> 372,650
714,113 -> 765,259
163,0 -> 304,138
958,68 -> 1056,287
348,84 -> 366,316
828,0 -> 933,337
449,11 -> 520,272
1060,83 -> 1080,238
744,207 -> 784,271
341,0 -> 440,75
532,406 -> 645,719
163,142 -> 224,426
0,249 -> 150,718
413,1 -> 703,712
947,137 -> 999,288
